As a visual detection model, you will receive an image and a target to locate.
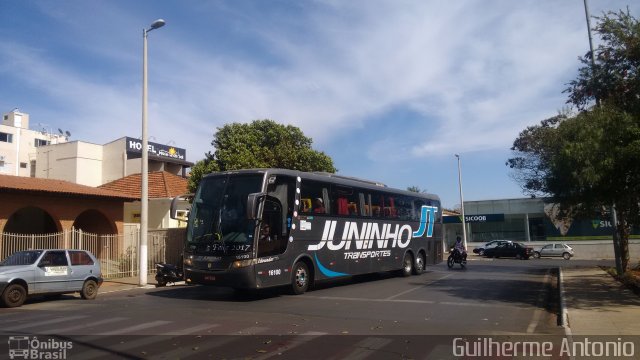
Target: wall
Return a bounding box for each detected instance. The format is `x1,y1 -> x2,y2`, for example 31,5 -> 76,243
102,138 -> 127,184
0,192 -> 124,235
36,141 -> 103,186
124,198 -> 173,229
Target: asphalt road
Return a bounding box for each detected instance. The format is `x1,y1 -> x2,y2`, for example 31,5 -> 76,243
0,258 -> 612,359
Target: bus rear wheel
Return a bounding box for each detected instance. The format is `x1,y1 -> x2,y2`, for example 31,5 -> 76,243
291,261 -> 310,295
400,253 -> 413,277
412,252 -> 425,275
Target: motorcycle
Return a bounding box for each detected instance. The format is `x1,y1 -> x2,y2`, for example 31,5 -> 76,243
155,262 -> 184,287
447,248 -> 467,269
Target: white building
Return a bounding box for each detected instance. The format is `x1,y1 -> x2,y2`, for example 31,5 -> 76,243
0,110 -> 67,177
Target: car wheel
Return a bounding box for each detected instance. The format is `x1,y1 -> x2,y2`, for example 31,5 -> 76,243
80,280 -> 98,300
291,261 -> 310,295
1,284 -> 27,308
412,252 -> 425,275
515,253 -> 523,260
562,252 -> 571,260
533,251 -> 540,259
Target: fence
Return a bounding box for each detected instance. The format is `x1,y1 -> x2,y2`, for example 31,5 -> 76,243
0,227 -> 185,279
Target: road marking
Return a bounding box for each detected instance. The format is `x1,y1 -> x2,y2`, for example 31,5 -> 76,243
301,295 -> 529,310
4,315 -> 87,331
386,274 -> 452,300
251,331 -> 327,360
147,326 -> 271,360
164,323 -> 220,336
97,320 -> 171,335
46,317 -> 128,334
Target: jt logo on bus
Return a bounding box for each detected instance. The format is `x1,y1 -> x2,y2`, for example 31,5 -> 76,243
308,205 -> 438,251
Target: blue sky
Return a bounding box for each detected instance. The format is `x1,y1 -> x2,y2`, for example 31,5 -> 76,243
1,1 -> 638,209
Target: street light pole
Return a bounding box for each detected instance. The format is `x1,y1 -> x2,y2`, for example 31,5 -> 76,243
140,18 -> 165,286
455,154 -> 468,250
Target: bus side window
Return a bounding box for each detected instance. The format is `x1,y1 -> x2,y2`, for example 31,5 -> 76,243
361,193 -> 370,216
301,198 -> 312,213
300,180 -> 328,215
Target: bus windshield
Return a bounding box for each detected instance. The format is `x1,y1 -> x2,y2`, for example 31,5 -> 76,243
186,174 -> 263,255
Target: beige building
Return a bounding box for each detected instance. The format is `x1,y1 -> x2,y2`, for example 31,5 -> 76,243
0,110 -> 67,177
35,136 -> 192,187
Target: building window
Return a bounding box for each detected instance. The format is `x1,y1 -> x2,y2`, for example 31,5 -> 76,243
35,139 -> 50,147
0,132 -> 12,143
30,160 -> 36,177
20,162 -> 27,169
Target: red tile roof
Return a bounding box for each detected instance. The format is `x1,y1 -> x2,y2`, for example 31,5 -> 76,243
0,174 -> 137,200
99,171 -> 188,199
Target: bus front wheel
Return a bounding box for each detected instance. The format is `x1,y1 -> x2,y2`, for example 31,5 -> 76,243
291,261 -> 310,295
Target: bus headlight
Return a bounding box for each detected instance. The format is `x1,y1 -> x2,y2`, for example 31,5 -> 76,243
232,259 -> 257,269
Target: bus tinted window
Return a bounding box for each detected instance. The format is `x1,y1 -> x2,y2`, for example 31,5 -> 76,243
331,185 -> 359,216
395,195 -> 414,221
300,180 -> 328,214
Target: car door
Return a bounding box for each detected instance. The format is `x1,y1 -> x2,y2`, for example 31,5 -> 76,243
539,244 -> 553,257
35,250 -> 72,293
67,250 -> 95,291
552,244 -> 565,256
494,243 -> 509,257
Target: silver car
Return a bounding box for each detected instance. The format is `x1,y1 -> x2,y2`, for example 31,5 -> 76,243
533,243 -> 575,260
0,249 -> 103,308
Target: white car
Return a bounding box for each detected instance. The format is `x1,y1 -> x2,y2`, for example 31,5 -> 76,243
533,243 -> 575,260
0,249 -> 103,308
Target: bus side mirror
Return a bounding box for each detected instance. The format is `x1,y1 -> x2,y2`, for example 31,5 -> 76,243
246,192 -> 266,220
170,193 -> 194,220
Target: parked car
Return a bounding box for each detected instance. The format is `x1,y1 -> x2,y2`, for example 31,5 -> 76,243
472,240 -> 512,256
0,249 -> 103,308
533,243 -> 574,260
483,242 -> 533,260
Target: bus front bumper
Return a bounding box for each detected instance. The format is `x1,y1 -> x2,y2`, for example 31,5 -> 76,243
184,266 -> 256,289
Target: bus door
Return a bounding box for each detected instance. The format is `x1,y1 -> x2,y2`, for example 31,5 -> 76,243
255,175 -> 295,288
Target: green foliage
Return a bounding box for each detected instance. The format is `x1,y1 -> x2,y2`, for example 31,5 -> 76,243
187,158 -> 219,193
508,9 -> 640,272
211,119 -> 336,172
407,186 -> 428,193
189,119 -> 336,191
565,9 -> 640,113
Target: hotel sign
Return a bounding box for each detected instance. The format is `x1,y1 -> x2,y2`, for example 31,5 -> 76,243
125,136 -> 186,161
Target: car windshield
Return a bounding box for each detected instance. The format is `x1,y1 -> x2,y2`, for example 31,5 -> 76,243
0,250 -> 43,266
186,174 -> 263,255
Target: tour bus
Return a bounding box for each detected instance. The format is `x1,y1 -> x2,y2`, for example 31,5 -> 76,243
172,169 -> 442,294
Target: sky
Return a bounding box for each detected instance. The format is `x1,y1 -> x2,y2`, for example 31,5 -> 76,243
1,0 -> 638,209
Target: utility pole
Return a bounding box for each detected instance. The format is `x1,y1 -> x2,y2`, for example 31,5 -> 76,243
584,0 -> 622,275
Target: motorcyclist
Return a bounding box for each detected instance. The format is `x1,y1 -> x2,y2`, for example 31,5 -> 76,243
454,236 -> 467,261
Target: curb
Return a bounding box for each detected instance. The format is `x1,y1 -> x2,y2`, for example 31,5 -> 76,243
558,266 -> 568,328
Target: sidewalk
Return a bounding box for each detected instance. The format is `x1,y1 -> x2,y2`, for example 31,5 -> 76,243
562,267 -> 640,335
99,276 -> 157,293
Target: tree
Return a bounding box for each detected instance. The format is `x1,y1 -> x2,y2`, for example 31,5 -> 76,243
508,10 -> 640,273
406,186 -> 428,193
187,158 -> 219,193
565,9 -> 640,113
189,119 -> 336,191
